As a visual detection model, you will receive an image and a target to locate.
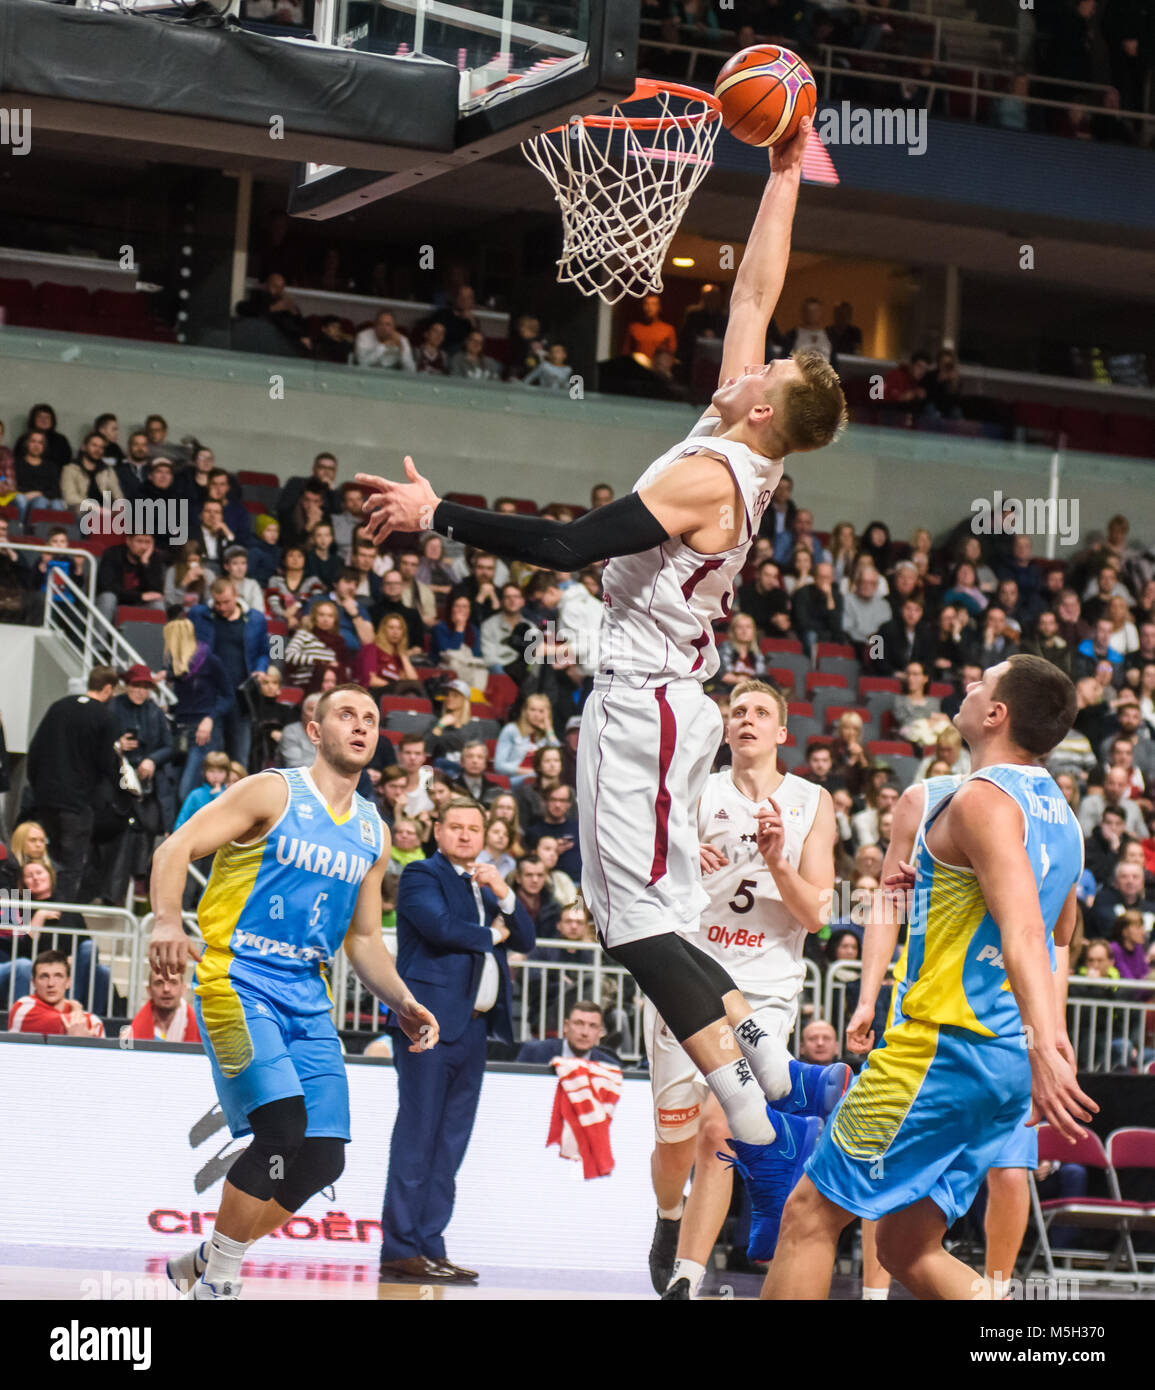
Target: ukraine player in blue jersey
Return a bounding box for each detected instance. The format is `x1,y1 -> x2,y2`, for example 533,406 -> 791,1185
764,655 -> 1098,1300
843,773 -> 1073,1300
148,683 -> 439,1300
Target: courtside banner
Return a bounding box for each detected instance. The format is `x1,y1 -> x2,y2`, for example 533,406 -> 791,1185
0,1040 -> 656,1271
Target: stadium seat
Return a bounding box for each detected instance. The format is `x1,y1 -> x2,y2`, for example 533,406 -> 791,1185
824,704 -> 872,731
117,605 -> 166,624
485,673 -> 518,716
0,276 -> 37,325
27,507 -> 78,528
866,740 -> 920,785
277,687 -> 303,706
766,665 -> 798,696
928,682 -> 953,699
804,672 -> 848,696
444,492 -> 487,509
385,710 -> 437,736
1023,1126 -> 1150,1280
379,695 -> 432,715
121,622 -> 165,669
761,638 -> 804,655
236,470 -> 279,489
383,729 -> 403,747
509,498 -> 539,515
467,718 -> 501,742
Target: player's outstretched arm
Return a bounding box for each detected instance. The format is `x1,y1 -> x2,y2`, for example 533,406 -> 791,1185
847,783 -> 923,1053
713,115 -> 812,397
951,782 -> 1098,1141
148,772 -> 288,979
344,852 -> 439,1052
356,453 -> 739,561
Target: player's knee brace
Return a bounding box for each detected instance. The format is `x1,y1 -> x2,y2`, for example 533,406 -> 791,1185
608,935 -> 736,1044
227,1096 -> 308,1202
276,1138 -> 347,1213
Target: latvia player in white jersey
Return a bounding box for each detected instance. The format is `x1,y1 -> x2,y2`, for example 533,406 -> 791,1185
645,680 -> 844,1299
355,115 -> 847,1250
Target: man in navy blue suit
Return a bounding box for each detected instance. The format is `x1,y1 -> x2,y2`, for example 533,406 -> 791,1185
379,796 -> 535,1285
517,999 -> 620,1067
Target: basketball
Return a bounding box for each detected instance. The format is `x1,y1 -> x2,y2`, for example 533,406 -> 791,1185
714,45 -> 817,148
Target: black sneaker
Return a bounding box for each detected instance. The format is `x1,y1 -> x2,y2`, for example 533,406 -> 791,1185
648,1213 -> 681,1293
661,1277 -> 691,1300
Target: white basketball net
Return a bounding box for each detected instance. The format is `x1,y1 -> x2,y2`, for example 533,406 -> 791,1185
522,87 -> 722,305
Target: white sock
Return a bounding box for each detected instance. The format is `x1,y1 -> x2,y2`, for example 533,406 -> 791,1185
862,1285 -> 890,1300
732,1009 -> 793,1100
990,1275 -> 1012,1300
657,1201 -> 684,1221
203,1231 -> 248,1288
669,1258 -> 707,1298
705,1058 -> 776,1145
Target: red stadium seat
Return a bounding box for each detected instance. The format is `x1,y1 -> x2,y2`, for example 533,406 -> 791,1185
117,605 -> 165,624
26,508 -> 78,527
485,673 -> 518,716
928,682 -> 953,699
786,701 -> 814,718
825,704 -> 870,728
277,687 -> 304,706
858,676 -> 901,696
444,492 -> 487,509
510,498 -> 539,515
266,618 -> 287,638
237,470 -> 279,489
383,729 -> 403,746
805,672 -> 848,694
767,666 -> 797,691
814,642 -> 855,664
867,740 -> 915,757
379,695 -> 432,715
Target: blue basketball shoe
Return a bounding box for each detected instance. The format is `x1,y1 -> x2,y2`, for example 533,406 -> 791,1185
717,1112 -> 822,1261
769,1058 -> 851,1119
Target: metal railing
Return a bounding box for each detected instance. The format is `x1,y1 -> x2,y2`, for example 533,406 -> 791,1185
0,903 -> 144,1019
639,29 -> 1155,137
1,538 -> 175,701
824,960 -> 1155,1073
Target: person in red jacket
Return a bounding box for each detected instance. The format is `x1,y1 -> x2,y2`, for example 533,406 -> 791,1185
8,948 -> 104,1036
122,967 -> 202,1043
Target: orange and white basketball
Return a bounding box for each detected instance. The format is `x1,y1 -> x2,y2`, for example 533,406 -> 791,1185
713,45 -> 817,148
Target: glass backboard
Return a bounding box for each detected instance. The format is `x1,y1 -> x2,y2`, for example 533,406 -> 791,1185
290,0 -> 638,219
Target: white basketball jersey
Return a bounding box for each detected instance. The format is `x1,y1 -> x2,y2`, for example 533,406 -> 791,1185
689,768 -> 822,1002
599,416 -> 782,686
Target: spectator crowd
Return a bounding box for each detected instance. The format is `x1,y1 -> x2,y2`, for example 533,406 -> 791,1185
1,390 -> 1154,1074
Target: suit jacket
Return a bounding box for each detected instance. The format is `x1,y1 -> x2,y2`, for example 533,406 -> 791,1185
877,616 -> 937,674
516,1038 -> 620,1067
394,850 -> 535,1044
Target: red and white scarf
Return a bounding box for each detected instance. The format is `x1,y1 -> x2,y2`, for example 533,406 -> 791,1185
546,1055 -> 623,1179
128,999 -> 200,1042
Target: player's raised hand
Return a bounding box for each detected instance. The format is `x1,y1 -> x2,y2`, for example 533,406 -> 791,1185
755,799 -> 786,867
354,457 -> 440,544
845,1002 -> 876,1055
395,998 -> 440,1053
1026,1044 -> 1098,1143
149,914 -> 189,980
700,843 -> 728,876
769,114 -> 812,178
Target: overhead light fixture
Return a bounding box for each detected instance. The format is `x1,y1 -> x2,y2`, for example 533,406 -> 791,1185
671,257 -> 695,268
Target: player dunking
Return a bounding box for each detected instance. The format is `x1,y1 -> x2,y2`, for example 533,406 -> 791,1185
845,771 -> 1071,1300
645,680 -> 847,1300
765,655 -> 1097,1300
148,684 -> 438,1300
357,114 -> 847,1242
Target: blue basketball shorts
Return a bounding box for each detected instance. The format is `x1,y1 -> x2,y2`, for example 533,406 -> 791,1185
805,1017 -> 1032,1225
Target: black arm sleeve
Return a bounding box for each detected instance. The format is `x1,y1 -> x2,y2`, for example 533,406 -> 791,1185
432,493 -> 671,569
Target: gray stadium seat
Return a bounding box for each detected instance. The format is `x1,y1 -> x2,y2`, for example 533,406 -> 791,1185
385,710 -> 437,736
120,621 -> 165,669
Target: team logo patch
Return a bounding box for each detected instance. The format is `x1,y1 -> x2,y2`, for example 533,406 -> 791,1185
714,809 -> 730,821
298,803 -> 314,820
359,817 -> 376,846
786,805 -> 803,820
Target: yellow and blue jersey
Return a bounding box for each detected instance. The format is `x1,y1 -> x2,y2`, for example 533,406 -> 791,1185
191,766 -> 385,1140
899,763 -> 1083,1041
810,765 -> 1082,1220
195,767 -> 385,1024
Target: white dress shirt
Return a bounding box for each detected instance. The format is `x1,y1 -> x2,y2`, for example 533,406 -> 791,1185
453,862 -> 517,1014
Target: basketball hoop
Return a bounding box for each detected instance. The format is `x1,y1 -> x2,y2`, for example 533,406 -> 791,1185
522,80 -> 722,306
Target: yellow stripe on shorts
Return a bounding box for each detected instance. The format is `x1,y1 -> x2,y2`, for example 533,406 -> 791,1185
830,1018 -> 939,1161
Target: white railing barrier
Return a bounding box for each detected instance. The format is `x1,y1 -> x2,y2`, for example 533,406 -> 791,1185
822,959 -> 1155,1073
0,903 -> 142,1020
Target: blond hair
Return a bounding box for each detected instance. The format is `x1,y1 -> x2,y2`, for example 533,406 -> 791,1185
779,350 -> 848,452
163,617 -> 197,678
730,678 -> 788,725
